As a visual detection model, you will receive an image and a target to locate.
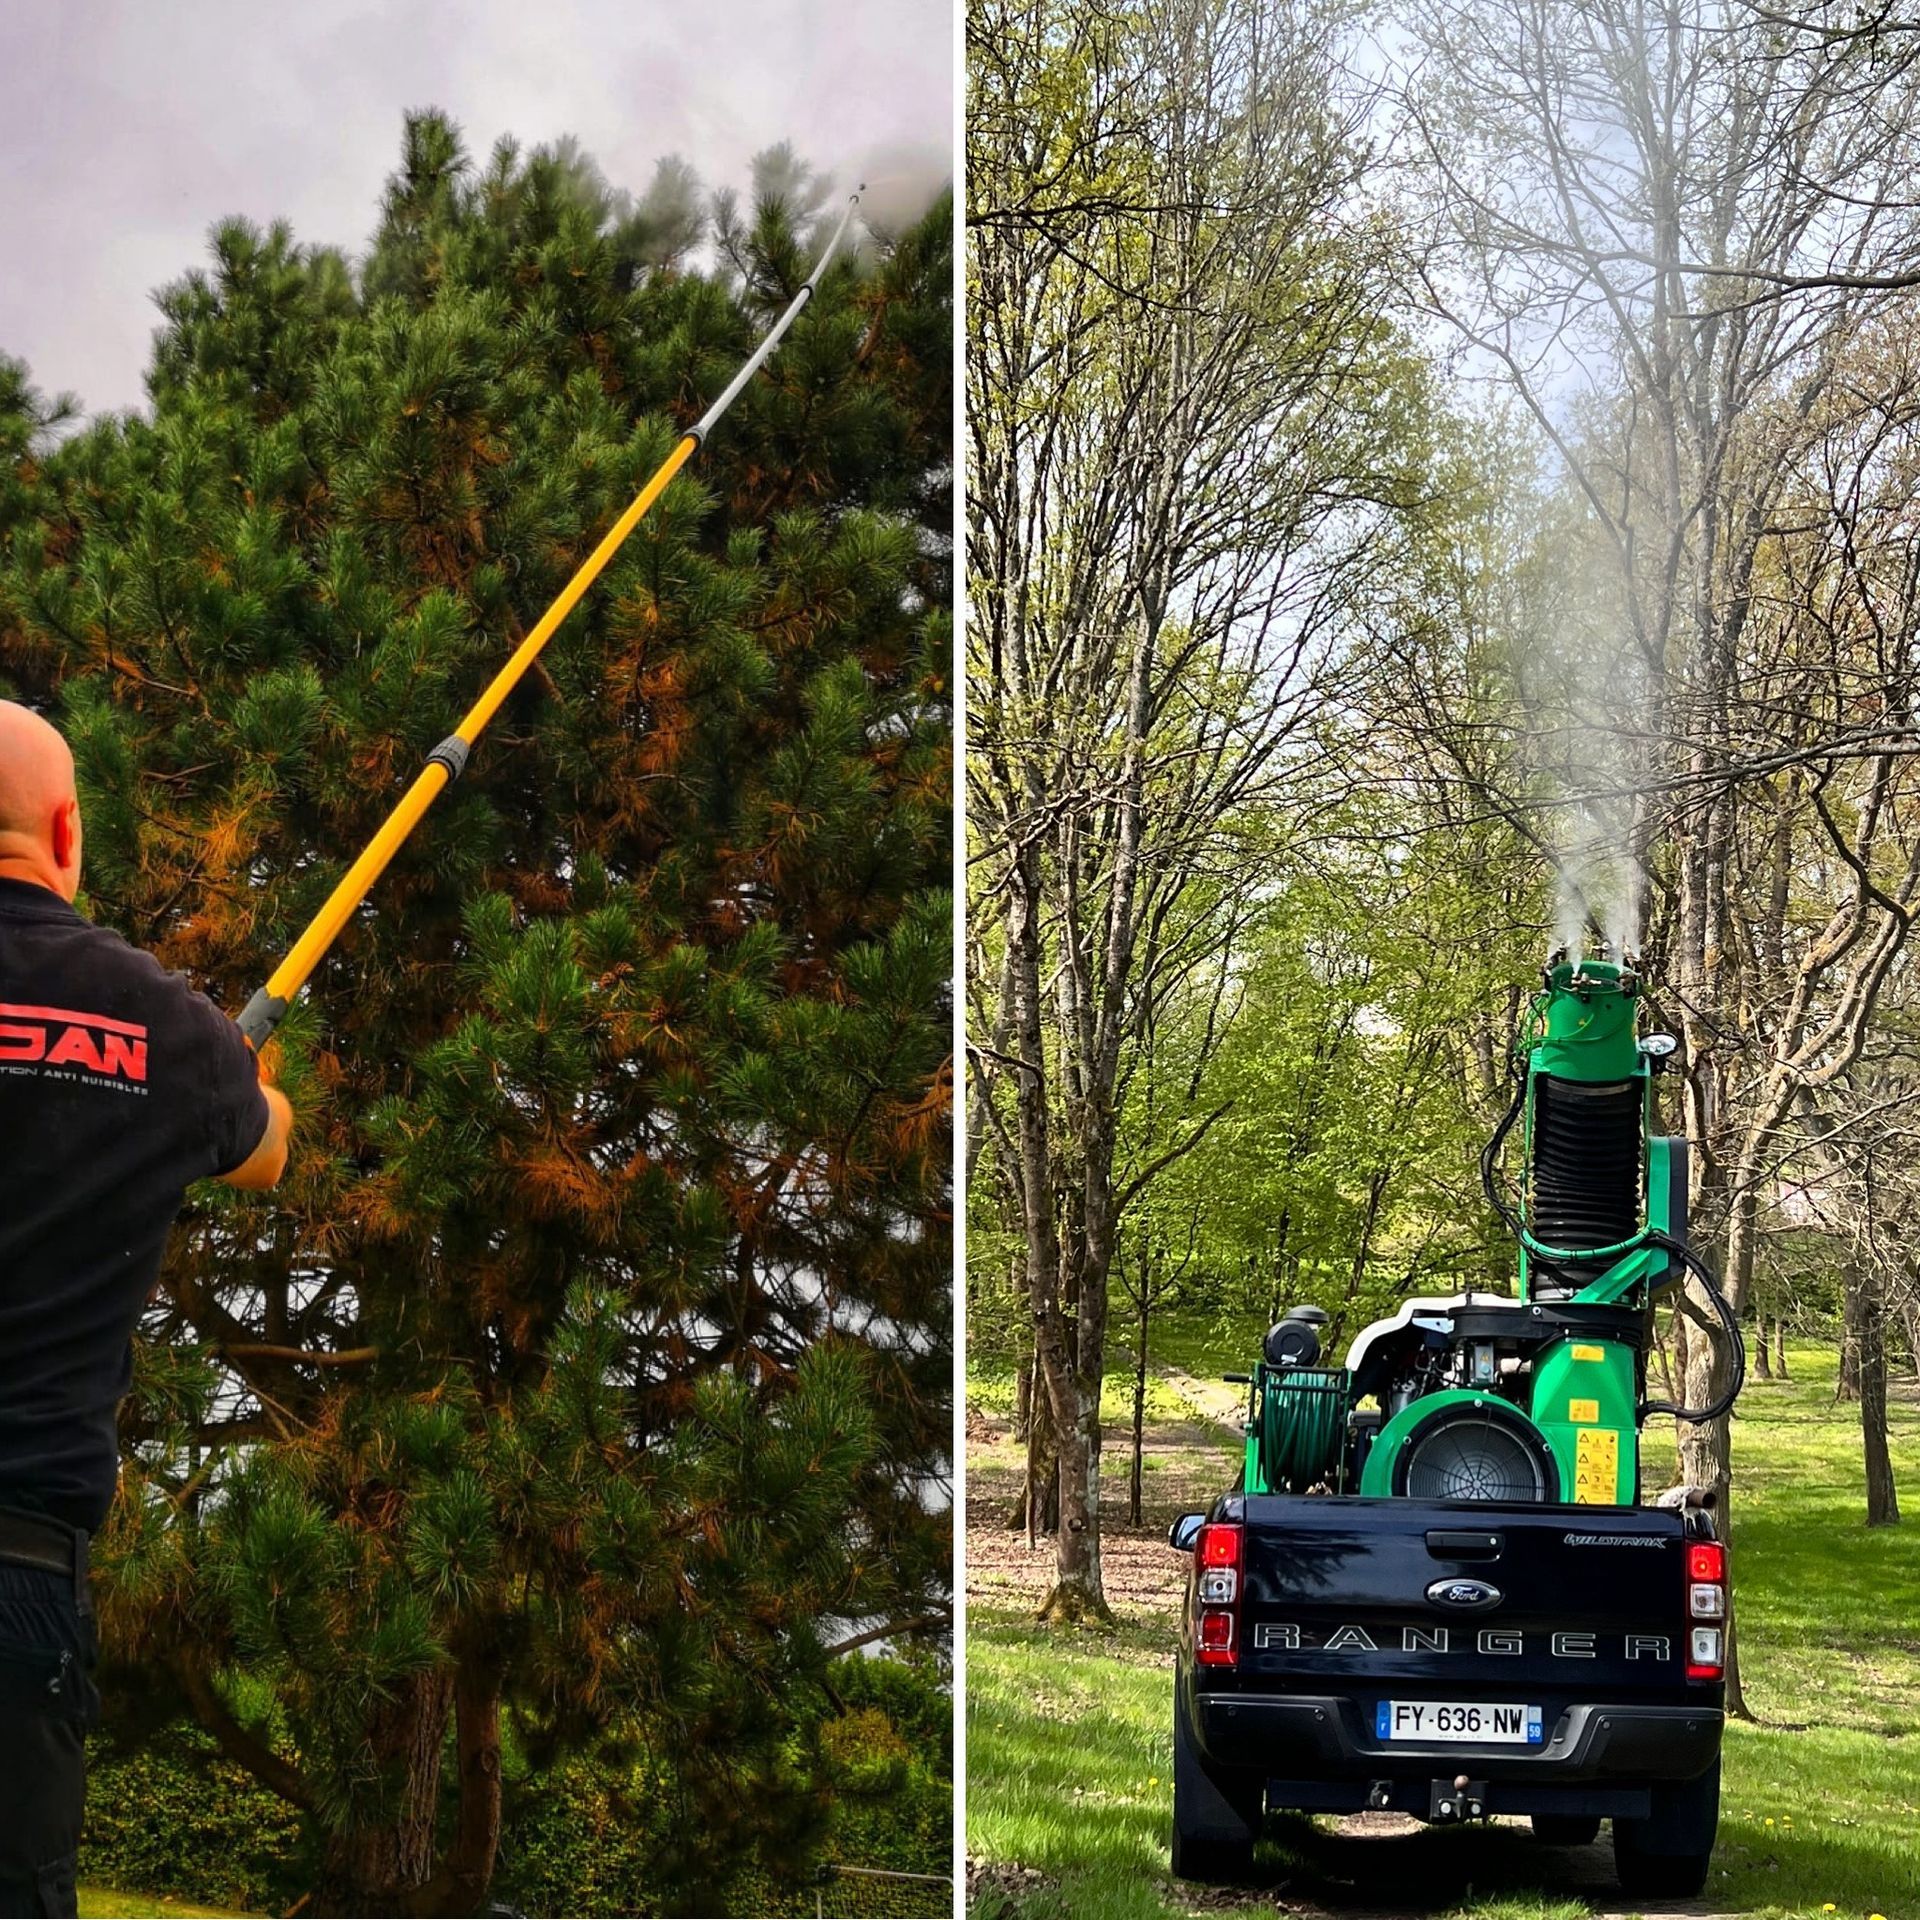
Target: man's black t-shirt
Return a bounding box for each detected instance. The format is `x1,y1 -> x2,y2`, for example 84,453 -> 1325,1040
0,879 -> 266,1532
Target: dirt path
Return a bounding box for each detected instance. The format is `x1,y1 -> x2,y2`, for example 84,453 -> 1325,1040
965,1373 -> 1240,1623
1156,1365 -> 1251,1439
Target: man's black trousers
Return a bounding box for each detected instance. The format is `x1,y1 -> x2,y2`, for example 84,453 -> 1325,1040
0,1537 -> 97,1918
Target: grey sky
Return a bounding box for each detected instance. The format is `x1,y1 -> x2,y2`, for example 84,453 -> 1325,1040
0,0 -> 952,418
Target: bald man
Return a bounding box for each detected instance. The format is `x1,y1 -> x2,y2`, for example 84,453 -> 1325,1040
0,700 -> 291,1917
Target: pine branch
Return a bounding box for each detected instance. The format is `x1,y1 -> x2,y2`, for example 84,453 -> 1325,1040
174,1658 -> 316,1812
217,1342 -> 380,1367
822,1610 -> 951,1658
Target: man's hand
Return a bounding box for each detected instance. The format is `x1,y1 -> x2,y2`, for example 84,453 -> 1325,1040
222,1046 -> 293,1191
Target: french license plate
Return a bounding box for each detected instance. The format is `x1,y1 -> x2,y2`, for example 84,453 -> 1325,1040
1377,1700 -> 1543,1744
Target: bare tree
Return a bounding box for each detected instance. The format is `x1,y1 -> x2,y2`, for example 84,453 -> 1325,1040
1402,0 -> 1920,1707
968,0 -> 1418,1618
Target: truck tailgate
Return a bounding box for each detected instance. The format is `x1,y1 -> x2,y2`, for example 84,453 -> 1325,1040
1237,1495 -> 1687,1695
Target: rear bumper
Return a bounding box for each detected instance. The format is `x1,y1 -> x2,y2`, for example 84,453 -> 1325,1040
1191,1689 -> 1723,1789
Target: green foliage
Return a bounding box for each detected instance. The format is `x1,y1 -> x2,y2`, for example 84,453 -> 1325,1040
969,770 -> 1549,1365
496,1705 -> 951,1920
80,1726 -> 307,1913
964,1 -> 1539,1450
1,114 -> 950,1907
489,1755 -> 671,1915
78,1659 -> 951,1919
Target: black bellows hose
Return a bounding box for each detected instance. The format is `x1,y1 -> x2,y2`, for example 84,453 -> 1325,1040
1529,1077 -> 1643,1280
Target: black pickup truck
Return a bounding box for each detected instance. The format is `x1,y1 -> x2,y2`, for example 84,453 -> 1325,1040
1168,1492 -> 1727,1897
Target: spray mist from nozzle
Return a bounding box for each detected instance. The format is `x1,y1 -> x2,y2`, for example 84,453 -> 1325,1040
1552,803 -> 1647,966
842,141 -> 951,242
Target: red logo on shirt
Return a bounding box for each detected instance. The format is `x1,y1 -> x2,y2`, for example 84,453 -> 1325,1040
0,1004 -> 149,1082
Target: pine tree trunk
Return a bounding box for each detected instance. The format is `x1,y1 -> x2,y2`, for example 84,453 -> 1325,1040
1862,1270 -> 1900,1528
319,1670 -> 453,1914
421,1658 -> 505,1917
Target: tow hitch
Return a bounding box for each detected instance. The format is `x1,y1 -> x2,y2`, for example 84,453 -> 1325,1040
1430,1775 -> 1488,1822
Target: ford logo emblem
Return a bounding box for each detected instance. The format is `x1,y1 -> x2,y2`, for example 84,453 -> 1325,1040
1427,1577 -> 1501,1612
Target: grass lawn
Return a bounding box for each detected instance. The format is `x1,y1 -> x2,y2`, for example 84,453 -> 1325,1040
78,1892 -> 254,1918
965,1335 -> 1920,1920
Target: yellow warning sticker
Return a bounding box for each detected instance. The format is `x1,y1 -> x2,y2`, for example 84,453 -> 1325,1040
1574,1427 -> 1620,1504
1568,1398 -> 1600,1424
1571,1344 -> 1606,1362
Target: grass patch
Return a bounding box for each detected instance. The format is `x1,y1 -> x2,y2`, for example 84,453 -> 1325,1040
79,1891 -> 254,1918
965,1312 -> 1264,1392
1141,1311 -> 1268,1384
967,1336 -> 1920,1919
967,1353 -> 1223,1429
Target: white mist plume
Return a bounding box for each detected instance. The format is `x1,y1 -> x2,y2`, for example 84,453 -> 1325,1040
1523,502 -> 1650,961
1603,855 -> 1644,957
1552,812 -> 1645,962
1553,855 -> 1590,963
847,140 -> 952,242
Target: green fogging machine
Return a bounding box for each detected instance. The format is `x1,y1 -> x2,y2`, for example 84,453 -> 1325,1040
1242,948 -> 1745,1506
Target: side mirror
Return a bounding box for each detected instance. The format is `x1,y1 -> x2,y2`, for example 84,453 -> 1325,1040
1168,1511 -> 1205,1555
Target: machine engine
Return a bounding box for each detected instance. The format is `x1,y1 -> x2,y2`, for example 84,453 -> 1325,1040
1237,948 -> 1743,1508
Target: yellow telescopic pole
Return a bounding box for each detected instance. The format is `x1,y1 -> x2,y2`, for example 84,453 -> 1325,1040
235,188 -> 864,1047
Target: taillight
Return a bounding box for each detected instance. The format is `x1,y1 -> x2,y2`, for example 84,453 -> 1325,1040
1194,1521 -> 1242,1668
1199,1524 -> 1242,1568
1686,1540 -> 1727,1680
1196,1608 -> 1236,1660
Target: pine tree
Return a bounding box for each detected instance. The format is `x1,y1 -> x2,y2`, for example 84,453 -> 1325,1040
0,116 -> 951,1915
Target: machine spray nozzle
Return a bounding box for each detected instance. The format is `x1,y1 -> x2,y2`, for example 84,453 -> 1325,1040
1543,945 -> 1639,997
